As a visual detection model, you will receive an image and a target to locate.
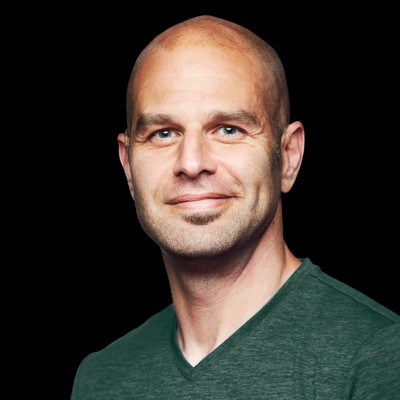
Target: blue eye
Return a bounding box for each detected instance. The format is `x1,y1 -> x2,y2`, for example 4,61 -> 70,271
223,126 -> 237,135
215,126 -> 244,138
149,128 -> 178,144
155,129 -> 174,139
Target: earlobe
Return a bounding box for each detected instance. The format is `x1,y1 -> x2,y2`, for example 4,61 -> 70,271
280,121 -> 305,193
117,132 -> 135,199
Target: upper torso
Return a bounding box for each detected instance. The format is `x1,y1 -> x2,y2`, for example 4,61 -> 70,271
71,258 -> 400,399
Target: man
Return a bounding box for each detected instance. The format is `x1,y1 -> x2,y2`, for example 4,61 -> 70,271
71,15 -> 400,399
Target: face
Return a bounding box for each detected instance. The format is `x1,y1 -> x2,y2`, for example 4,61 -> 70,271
123,45 -> 283,258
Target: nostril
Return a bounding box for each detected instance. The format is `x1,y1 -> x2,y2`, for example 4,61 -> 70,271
173,135 -> 217,178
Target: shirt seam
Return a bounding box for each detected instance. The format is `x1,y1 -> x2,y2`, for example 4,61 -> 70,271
310,270 -> 399,323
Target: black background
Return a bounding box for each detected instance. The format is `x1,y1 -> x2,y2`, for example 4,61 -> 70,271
16,6 -> 399,399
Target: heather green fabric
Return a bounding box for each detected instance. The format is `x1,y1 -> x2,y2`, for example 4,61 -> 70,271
71,258 -> 400,399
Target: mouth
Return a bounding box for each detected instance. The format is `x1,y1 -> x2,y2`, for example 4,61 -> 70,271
167,193 -> 233,211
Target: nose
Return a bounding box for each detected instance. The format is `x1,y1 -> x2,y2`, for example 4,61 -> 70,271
173,131 -> 217,178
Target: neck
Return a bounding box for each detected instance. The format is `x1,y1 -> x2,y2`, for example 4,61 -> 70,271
162,215 -> 301,366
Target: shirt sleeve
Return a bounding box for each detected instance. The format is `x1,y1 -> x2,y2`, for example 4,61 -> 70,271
344,323 -> 400,399
70,353 -> 94,400
70,360 -> 83,400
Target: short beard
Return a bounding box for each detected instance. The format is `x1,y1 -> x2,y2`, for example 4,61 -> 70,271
183,211 -> 222,225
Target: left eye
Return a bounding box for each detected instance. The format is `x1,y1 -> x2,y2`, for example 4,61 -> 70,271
215,126 -> 243,137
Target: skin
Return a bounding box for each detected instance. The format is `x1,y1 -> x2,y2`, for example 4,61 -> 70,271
118,16 -> 305,366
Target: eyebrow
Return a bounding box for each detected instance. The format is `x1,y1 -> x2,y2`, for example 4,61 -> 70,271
205,110 -> 262,129
133,109 -> 262,134
135,113 -> 173,134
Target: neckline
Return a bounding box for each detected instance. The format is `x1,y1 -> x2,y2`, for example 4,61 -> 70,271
170,257 -> 315,380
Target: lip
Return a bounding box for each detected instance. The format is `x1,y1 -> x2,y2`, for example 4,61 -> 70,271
167,193 -> 232,205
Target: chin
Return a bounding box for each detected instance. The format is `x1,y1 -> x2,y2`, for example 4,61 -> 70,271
159,227 -> 240,260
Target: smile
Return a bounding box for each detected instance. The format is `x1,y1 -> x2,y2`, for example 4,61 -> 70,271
167,193 -> 232,211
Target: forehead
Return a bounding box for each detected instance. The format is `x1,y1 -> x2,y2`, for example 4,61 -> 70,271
131,45 -> 268,116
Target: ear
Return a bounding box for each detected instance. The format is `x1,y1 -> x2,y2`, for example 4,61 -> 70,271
117,132 -> 135,199
280,121 -> 305,193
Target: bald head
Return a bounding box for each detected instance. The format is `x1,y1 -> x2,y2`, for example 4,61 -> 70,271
127,16 -> 290,140
136,15 -> 270,54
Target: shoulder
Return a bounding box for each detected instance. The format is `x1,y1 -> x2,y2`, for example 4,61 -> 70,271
72,305 -> 175,393
291,259 -> 400,398
300,258 -> 399,331
292,259 -> 399,360
87,304 -> 174,364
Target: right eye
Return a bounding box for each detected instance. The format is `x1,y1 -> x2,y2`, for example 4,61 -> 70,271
150,128 -> 178,143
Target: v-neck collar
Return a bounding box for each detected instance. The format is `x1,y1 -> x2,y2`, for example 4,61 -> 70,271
169,258 -> 315,380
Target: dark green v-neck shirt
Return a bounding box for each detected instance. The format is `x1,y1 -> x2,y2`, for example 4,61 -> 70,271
71,258 -> 400,399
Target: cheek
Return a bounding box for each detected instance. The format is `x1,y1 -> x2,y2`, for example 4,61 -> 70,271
242,150 -> 281,200
131,159 -> 152,196
233,147 -> 275,182
131,153 -> 170,200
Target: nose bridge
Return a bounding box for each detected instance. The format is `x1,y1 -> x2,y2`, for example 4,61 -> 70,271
173,128 -> 216,177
